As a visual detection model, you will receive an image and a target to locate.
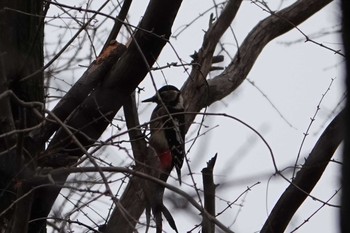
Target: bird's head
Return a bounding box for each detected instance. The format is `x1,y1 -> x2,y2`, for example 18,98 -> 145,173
142,85 -> 184,109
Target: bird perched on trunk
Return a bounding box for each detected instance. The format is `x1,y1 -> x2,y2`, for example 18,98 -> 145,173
142,85 -> 186,233
142,85 -> 186,184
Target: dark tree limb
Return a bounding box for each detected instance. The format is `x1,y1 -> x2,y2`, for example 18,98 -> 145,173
11,183 -> 33,233
0,54 -> 17,177
0,54 -> 18,230
22,165 -> 234,233
181,1 -> 335,231
182,0 -> 333,128
102,0 -> 132,52
30,0 -> 183,232
340,0 -> 350,232
32,41 -> 126,145
104,170 -> 149,233
182,0 -> 243,128
123,92 -> 148,164
109,94 -> 173,232
202,154 -> 218,233
0,1 -> 44,231
206,0 -> 333,106
261,110 -> 344,233
45,0 -> 183,160
102,93 -> 151,232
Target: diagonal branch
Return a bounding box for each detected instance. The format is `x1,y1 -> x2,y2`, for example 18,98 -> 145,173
206,0 -> 333,105
31,41 -> 126,145
182,0 -> 333,128
182,0 -> 243,127
45,0 -> 183,160
261,109 -> 344,233
30,0 -> 183,232
340,1 -> 350,232
102,0 -> 132,52
123,92 -> 148,164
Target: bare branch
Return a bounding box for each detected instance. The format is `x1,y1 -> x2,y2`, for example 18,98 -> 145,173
182,0 -> 243,127
261,109 -> 344,233
182,0 -> 333,128
207,0 -> 333,105
123,92 -> 148,164
26,165 -> 234,233
32,41 -> 126,144
202,154 -> 217,233
102,0 -> 132,51
19,0 -> 111,83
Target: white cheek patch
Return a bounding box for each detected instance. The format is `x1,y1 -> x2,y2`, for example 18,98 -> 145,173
173,95 -> 184,110
178,96 -> 184,107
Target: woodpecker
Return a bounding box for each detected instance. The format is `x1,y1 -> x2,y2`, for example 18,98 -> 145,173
142,85 -> 186,184
143,85 -> 186,233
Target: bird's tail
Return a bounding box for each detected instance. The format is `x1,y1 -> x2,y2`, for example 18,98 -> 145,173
145,178 -> 178,233
175,165 -> 182,185
152,200 -> 178,233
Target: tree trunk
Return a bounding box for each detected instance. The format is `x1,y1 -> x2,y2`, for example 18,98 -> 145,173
341,0 -> 350,232
0,0 -> 44,231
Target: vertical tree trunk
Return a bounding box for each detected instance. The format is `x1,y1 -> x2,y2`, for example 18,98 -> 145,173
0,0 -> 44,231
341,0 -> 350,232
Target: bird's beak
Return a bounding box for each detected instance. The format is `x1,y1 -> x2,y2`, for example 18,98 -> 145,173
142,95 -> 158,103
